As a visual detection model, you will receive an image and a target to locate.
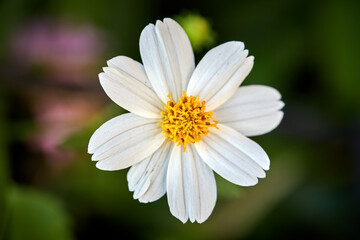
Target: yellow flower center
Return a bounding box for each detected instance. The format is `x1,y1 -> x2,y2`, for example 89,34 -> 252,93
159,91 -> 218,152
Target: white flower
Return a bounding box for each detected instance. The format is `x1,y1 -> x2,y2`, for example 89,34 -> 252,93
88,18 -> 284,223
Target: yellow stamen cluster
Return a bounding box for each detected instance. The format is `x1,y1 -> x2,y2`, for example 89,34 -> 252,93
159,91 -> 218,152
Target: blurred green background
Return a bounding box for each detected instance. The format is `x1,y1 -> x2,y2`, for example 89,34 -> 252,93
1,0 -> 359,239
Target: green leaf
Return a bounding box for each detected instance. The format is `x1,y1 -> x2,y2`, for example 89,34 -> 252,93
5,186 -> 74,240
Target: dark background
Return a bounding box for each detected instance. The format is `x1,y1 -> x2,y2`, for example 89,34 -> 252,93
0,0 -> 359,239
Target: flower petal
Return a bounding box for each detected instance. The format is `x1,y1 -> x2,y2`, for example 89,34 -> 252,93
140,18 -> 195,103
88,113 -> 165,170
213,85 -> 284,136
127,141 -> 173,203
107,56 -> 152,88
195,124 -> 269,187
99,56 -> 163,119
167,145 -> 217,223
187,41 -> 253,111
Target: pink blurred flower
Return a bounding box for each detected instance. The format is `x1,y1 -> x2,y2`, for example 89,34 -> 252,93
9,18 -> 109,171
11,19 -> 106,85
29,90 -> 107,169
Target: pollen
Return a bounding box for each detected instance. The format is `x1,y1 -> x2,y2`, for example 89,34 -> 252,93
158,91 -> 218,152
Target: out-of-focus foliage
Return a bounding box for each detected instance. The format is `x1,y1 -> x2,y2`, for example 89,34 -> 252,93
175,12 -> 216,52
6,186 -> 73,240
0,89 -> 9,239
0,0 -> 359,239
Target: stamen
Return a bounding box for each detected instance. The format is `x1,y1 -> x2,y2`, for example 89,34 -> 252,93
158,91 -> 218,152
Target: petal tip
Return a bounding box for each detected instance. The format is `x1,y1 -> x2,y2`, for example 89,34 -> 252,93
229,41 -> 245,49
247,55 -> 255,62
180,218 -> 188,224
91,154 -> 98,161
155,19 -> 164,27
98,72 -> 105,79
95,161 -> 114,171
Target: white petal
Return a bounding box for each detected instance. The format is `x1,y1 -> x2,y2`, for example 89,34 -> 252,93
127,141 -> 173,203
140,18 -> 195,103
167,145 -> 217,223
187,41 -> 254,111
88,113 -> 165,170
88,113 -> 152,153
213,85 -> 284,136
91,121 -> 159,160
107,56 -> 152,88
99,56 -> 163,119
195,124 -> 269,187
